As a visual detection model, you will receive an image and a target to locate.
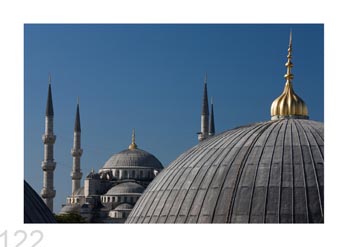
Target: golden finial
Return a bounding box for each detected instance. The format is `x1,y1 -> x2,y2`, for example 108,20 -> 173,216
284,30 -> 294,83
270,31 -> 308,120
128,128 -> 138,150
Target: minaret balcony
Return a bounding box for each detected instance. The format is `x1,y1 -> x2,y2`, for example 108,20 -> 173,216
42,134 -> 56,144
40,188 -> 56,198
41,160 -> 56,171
71,171 -> 83,180
71,148 -> 83,157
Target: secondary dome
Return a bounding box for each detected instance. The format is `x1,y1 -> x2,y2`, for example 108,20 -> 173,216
106,182 -> 145,195
126,119 -> 324,223
271,31 -> 308,120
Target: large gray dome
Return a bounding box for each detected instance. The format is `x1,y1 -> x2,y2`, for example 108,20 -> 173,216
126,119 -> 324,223
102,148 -> 163,170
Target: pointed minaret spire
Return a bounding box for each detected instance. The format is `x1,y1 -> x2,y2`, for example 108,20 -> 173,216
129,128 -> 138,150
71,99 -> 83,194
46,74 -> 54,117
41,75 -> 56,212
74,98 -> 81,132
198,73 -> 209,142
209,97 -> 215,136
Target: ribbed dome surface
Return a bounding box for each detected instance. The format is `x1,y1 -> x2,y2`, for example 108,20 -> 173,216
106,182 -> 145,195
102,148 -> 163,169
126,119 -> 324,223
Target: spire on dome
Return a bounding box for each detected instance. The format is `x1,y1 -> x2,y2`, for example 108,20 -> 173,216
270,31 -> 308,120
74,98 -> 81,132
128,129 -> 138,150
45,74 -> 54,117
284,30 -> 294,83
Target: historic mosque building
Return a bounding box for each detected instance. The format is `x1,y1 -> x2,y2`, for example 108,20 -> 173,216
28,32 -> 323,223
40,78 -> 164,223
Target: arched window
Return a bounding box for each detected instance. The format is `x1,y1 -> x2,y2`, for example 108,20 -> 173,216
112,197 -> 115,202
132,170 -> 135,178
148,170 -> 151,178
123,170 -> 127,179
140,170 -> 143,178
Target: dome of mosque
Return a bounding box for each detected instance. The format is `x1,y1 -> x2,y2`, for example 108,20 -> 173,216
106,182 -> 145,195
127,119 -> 324,223
102,148 -> 163,170
126,32 -> 324,224
101,130 -> 163,170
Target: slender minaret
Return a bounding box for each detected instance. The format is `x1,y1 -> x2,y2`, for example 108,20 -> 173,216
198,73 -> 209,142
209,97 -> 215,136
41,75 -> 56,212
71,98 -> 83,194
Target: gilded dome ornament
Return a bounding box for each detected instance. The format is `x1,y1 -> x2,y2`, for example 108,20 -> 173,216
128,128 -> 138,150
270,31 -> 309,120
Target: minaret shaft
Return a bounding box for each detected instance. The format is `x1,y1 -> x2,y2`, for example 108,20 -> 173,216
41,82 -> 56,212
71,103 -> 83,194
209,99 -> 215,136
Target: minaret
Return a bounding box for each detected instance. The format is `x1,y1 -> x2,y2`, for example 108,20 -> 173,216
41,75 -> 56,212
270,31 -> 308,120
71,98 -> 83,194
198,73 -> 209,142
209,97 -> 215,136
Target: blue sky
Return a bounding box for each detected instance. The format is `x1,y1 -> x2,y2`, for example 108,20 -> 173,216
24,24 -> 324,213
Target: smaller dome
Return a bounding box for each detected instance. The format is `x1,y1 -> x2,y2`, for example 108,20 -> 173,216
105,182 -> 145,195
60,204 -> 81,214
113,203 -> 133,211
